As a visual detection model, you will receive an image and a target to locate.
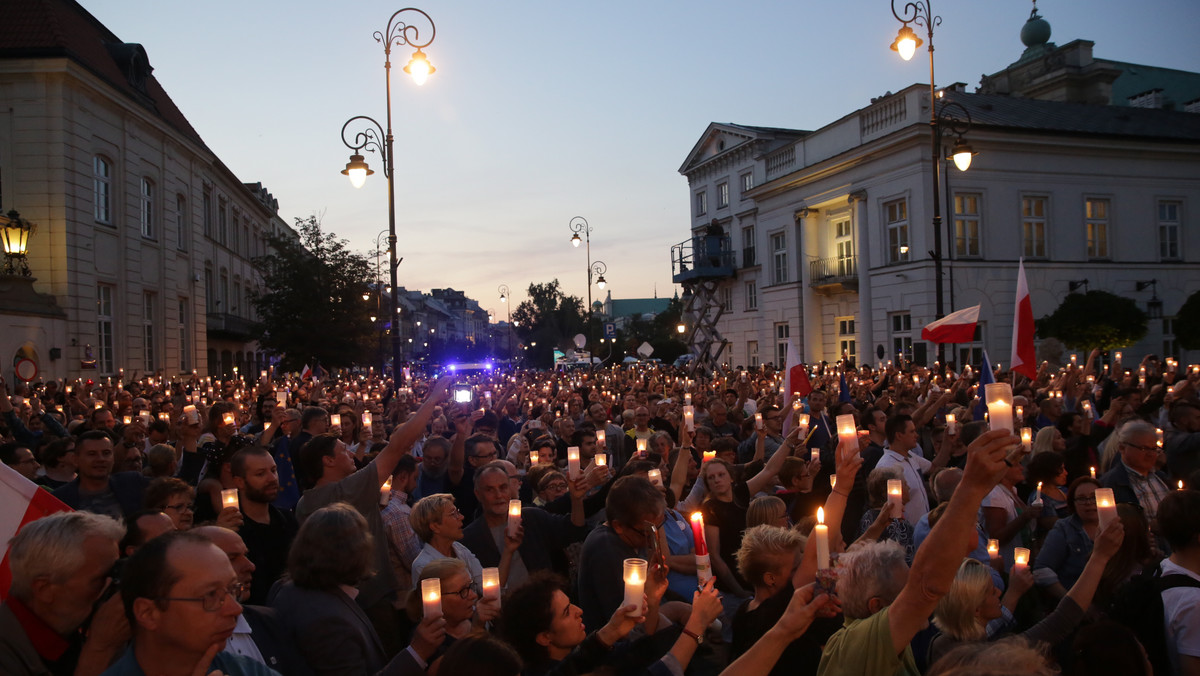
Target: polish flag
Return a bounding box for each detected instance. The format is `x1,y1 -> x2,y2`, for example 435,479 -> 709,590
921,305 -> 981,344
1010,258 -> 1037,379
0,463 -> 72,600
300,364 -> 313,380
781,339 -> 811,437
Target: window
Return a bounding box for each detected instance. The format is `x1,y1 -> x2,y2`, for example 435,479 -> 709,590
720,285 -> 732,312
890,312 -> 912,364
1085,198 -> 1110,259
176,194 -> 189,251
233,282 -> 242,315
242,225 -> 250,258
717,182 -> 729,209
775,323 -> 790,367
838,317 -> 857,362
745,280 -> 758,310
886,198 -> 909,262
143,292 -> 156,372
231,211 -> 240,253
179,298 -> 190,372
956,323 -> 985,368
220,270 -> 229,311
218,197 -> 228,244
1163,317 -> 1178,360
204,267 -> 214,312
139,178 -> 155,239
1159,200 -> 1181,260
953,193 -> 981,257
93,156 -> 112,224
747,340 -> 759,368
771,231 -> 788,284
741,172 -> 753,196
834,218 -> 854,276
1022,196 -> 1047,258
695,191 -> 707,217
97,285 -> 115,375
742,225 -> 756,267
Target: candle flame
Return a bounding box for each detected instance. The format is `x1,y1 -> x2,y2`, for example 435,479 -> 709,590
817,507 -> 825,525
629,571 -> 641,584
1037,481 -> 1043,490
690,512 -> 703,524
1179,480 -> 1185,490
426,592 -> 438,602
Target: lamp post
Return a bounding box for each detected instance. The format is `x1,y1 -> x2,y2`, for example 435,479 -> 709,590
498,284 -> 514,362
890,0 -> 975,364
340,7 -> 436,383
0,210 -> 35,276
569,217 -> 608,366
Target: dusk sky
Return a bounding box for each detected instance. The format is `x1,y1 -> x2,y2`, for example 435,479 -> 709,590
84,0 -> 1199,314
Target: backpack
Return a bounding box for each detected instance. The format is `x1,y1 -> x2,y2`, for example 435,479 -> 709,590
1108,567 -> 1200,676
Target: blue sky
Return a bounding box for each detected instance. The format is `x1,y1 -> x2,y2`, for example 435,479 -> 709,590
83,0 -> 1199,313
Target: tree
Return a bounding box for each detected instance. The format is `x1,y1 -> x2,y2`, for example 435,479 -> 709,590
511,280 -> 587,367
616,296 -> 689,364
1036,290 -> 1148,352
1175,289 -> 1200,351
252,216 -> 375,371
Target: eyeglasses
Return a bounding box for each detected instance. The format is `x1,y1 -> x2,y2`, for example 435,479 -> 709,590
443,582 -> 480,599
159,582 -> 245,611
1122,442 -> 1161,454
471,451 -> 498,460
443,508 -> 464,520
1074,496 -> 1097,505
164,502 -> 193,512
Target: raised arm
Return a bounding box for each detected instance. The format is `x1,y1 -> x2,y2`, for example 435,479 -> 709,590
374,377 -> 451,485
746,424 -> 800,495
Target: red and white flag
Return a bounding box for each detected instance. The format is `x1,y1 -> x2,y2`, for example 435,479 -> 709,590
781,339 -> 811,437
299,364 -> 313,380
921,305 -> 981,344
0,462 -> 72,600
1010,257 -> 1037,379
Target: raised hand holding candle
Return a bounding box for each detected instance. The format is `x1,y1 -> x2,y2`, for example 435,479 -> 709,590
755,412 -> 764,430
1095,488 -> 1117,531
1014,547 -> 1030,570
183,404 -> 199,424
507,499 -> 522,538
221,489 -> 239,510
421,578 -> 443,619
836,414 -> 857,448
622,558 -> 648,617
482,567 -> 501,602
814,507 -> 830,569
595,453 -> 607,467
945,413 -> 957,436
683,405 -> 695,431
647,468 -> 663,487
796,413 -> 810,439
596,429 -> 606,449
567,446 -> 581,480
987,539 -> 1000,560
1033,481 -> 1043,505
985,383 -> 1014,432
887,479 -> 904,515
380,477 -> 392,506
690,512 -> 713,583
636,438 -> 648,456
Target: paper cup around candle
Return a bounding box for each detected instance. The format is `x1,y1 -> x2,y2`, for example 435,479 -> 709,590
755,412 -> 763,430
1014,547 -> 1030,569
507,499 -> 522,538
275,390 -> 287,406
836,414 -> 857,448
987,539 -> 1000,559
567,446 -> 581,480
683,405 -> 695,431
1095,488 -> 1118,531
810,447 -> 820,463
887,479 -> 904,514
647,468 -> 662,487
622,559 -> 648,617
183,405 -> 199,424
636,438 -> 648,455
945,413 -> 957,436
222,412 -> 236,427
421,578 -> 443,620
482,567 -> 501,601
361,411 -> 373,431
221,489 -> 240,510
123,415 -> 132,425
596,429 -> 606,448
1020,427 -> 1033,452
529,450 -> 540,466
594,453 -> 607,467
985,383 -> 1014,432
330,413 -> 341,428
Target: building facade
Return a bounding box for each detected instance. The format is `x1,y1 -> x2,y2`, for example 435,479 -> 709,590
0,0 -> 293,381
678,18 -> 1200,369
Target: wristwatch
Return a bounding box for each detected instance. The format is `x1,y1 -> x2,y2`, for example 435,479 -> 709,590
681,627 -> 704,645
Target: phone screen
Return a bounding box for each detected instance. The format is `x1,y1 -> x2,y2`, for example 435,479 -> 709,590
453,388 -> 472,404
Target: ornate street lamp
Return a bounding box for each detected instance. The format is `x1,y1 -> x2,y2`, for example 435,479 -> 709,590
0,210 -> 35,276
498,283 -> 513,361
339,7 -> 436,382
568,216 -> 609,367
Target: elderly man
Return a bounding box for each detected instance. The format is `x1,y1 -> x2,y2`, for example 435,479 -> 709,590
0,511 -> 128,676
815,429 -> 1014,676
53,430 -> 149,519
1100,420 -> 1170,521
104,531 -> 276,675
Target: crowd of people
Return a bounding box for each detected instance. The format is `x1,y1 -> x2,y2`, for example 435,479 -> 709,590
0,348 -> 1198,676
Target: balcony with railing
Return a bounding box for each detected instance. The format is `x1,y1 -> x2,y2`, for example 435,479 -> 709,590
671,233 -> 736,284
207,312 -> 258,341
809,255 -> 859,292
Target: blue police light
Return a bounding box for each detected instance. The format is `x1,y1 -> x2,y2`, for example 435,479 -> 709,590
485,361 -> 494,370
448,364 -> 458,373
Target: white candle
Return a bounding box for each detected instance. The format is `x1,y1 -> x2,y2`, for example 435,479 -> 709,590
985,383 -> 1014,432
222,412 -> 236,427
683,405 -> 695,432
594,453 -> 607,467
647,468 -> 662,487
329,413 -> 341,428
1015,405 -> 1024,422
275,390 -> 287,406
567,446 -> 581,480
887,479 -> 904,515
814,507 -> 830,569
1014,547 -> 1030,570
636,438 -> 648,455
529,450 -> 540,465
1090,466 -> 1097,479
380,477 -> 392,506
421,578 -> 442,620
221,489 -> 239,510
596,429 -> 606,449
1020,427 -> 1033,452
987,539 -> 1000,560
622,559 -> 647,617
1033,481 -> 1043,505
810,447 -> 821,463
482,567 -> 500,602
796,413 -> 810,440
755,412 -> 763,430
123,415 -> 132,425
1095,488 -> 1118,531
361,411 -> 373,434
507,499 -> 522,538
836,414 -> 857,448
684,392 -> 692,405
945,413 -> 957,436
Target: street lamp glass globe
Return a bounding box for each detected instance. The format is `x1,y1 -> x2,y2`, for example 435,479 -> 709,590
596,275 -> 606,289
890,26 -> 922,61
571,233 -> 581,247
362,293 -> 370,301
404,50 -> 435,86
951,140 -> 975,172
370,316 -> 377,323
341,154 -> 373,188
676,323 -> 686,334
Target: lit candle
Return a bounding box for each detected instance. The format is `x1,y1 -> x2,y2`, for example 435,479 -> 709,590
636,438 -> 648,456
755,412 -> 763,430
945,413 -> 957,436
361,411 -> 373,434
507,499 -> 522,537
690,513 -> 713,583
829,475 -> 837,489
529,450 -> 540,465
1082,400 -> 1092,416
380,477 -> 392,506
221,488 -> 240,510
1095,488 -> 1118,531
683,405 -> 695,431
647,468 -> 662,487
421,578 -> 442,620
1178,480 -> 1185,491
1014,547 -> 1030,570
836,414 -> 857,448
329,413 -> 341,428
702,450 -> 716,463
1033,481 -> 1043,505
1157,428 -> 1164,448
1015,405 -> 1024,422
1090,466 -> 1097,479
482,567 -> 500,602
94,401 -> 104,410
567,446 -> 581,480
985,383 -> 1014,432
810,447 -> 820,463
122,415 -> 132,425
1070,353 -> 1078,366
276,390 -> 287,406
987,539 -> 1000,560
887,479 -> 904,515
684,392 -> 692,405
184,404 -> 199,424
595,453 -> 607,467
814,507 -> 830,569
796,413 -> 810,439
596,429 -> 606,449
1021,427 -> 1033,452
222,412 -> 236,427
622,558 -> 647,617
158,412 -> 170,422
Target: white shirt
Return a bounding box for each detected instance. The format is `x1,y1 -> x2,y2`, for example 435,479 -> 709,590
1162,558 -> 1200,673
876,446 -> 932,524
224,613 -> 266,664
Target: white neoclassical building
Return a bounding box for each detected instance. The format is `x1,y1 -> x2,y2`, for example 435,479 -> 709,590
676,16 -> 1200,370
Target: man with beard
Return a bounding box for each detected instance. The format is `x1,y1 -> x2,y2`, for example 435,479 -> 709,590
231,446 -> 298,606
414,435 -> 451,500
